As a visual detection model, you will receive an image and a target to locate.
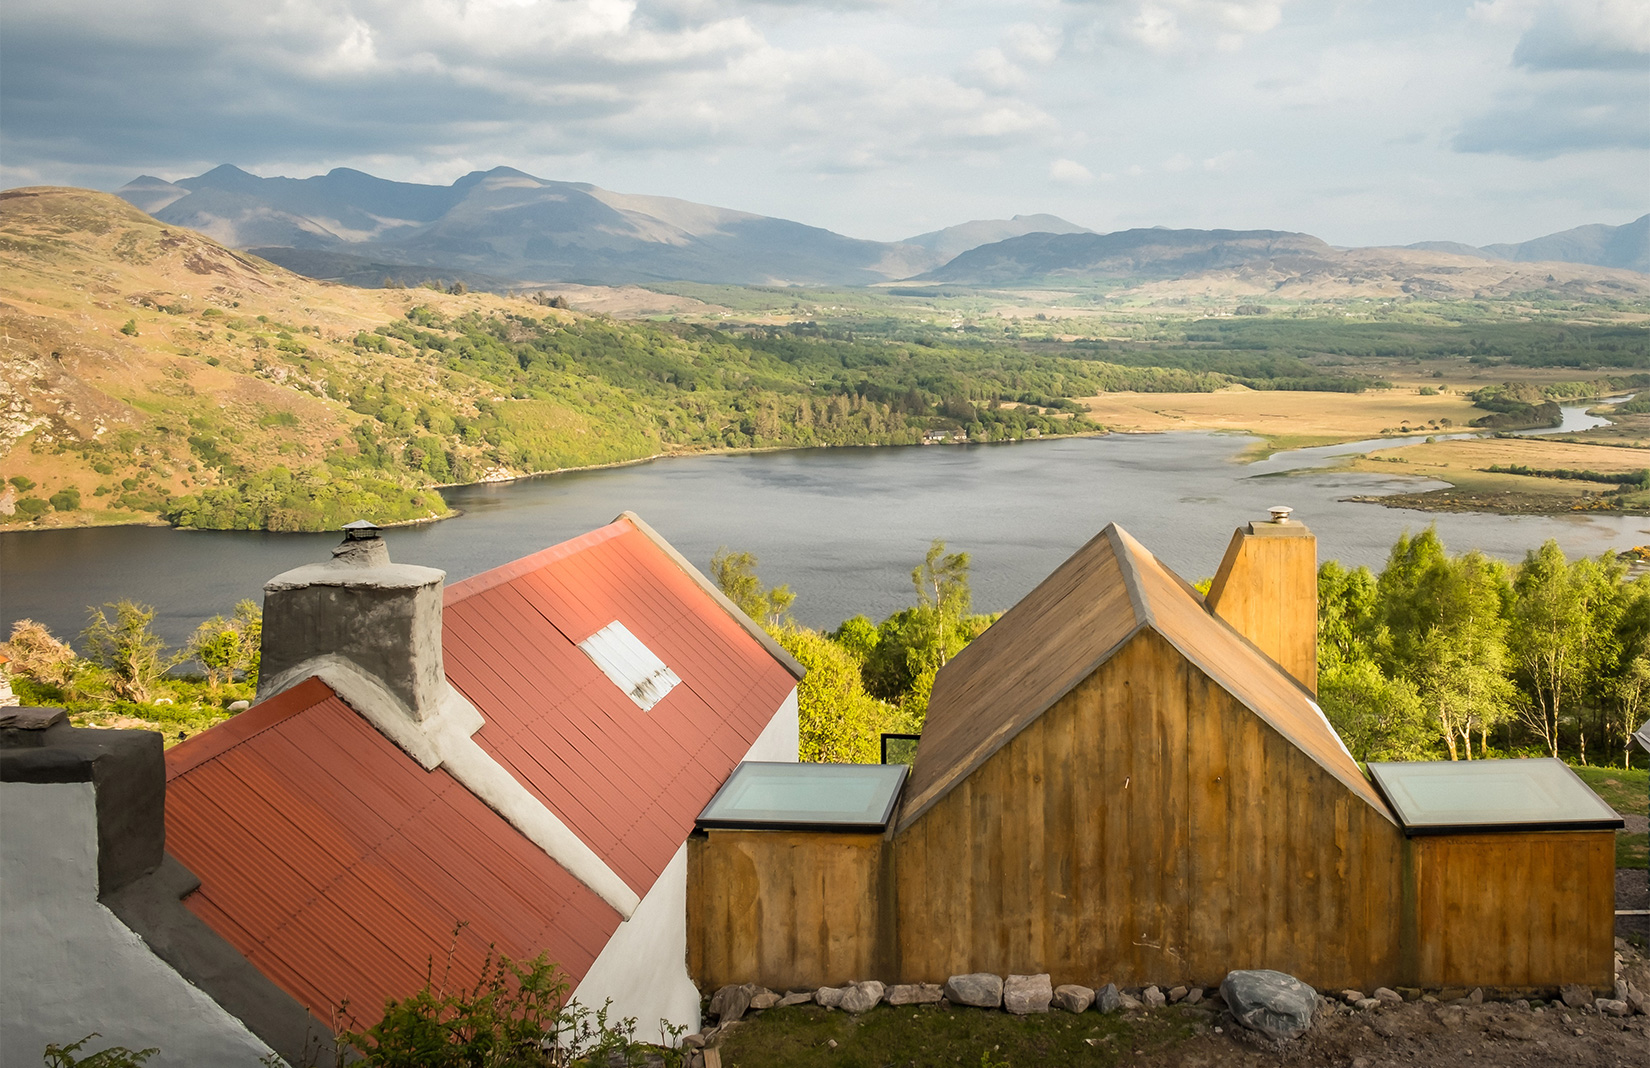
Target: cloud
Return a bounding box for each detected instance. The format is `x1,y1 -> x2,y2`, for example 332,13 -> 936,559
1050,158 -> 1094,184
1512,0 -> 1650,71
1456,77 -> 1650,157
1066,0 -> 1290,54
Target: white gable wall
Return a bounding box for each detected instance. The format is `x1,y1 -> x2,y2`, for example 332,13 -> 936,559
570,685 -> 799,1042
0,781 -> 276,1067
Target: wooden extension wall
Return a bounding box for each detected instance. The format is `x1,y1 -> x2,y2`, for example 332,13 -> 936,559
686,830 -> 887,992
895,629 -> 1402,991
1409,831 -> 1616,989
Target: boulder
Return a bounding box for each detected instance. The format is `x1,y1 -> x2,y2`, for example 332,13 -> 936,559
1220,969 -> 1318,1042
228,700 -> 251,712
776,991 -> 814,1008
886,983 -> 943,1006
1183,988 -> 1204,1006
1003,974 -> 1052,1014
1168,986 -> 1189,1004
943,973 -> 1004,1009
749,990 -> 780,1011
839,981 -> 885,1014
1596,998 -> 1631,1018
1560,984 -> 1593,1010
1094,983 -> 1123,1014
1142,985 -> 1166,1009
1373,987 -> 1402,1004
815,986 -> 847,1009
1118,992 -> 1143,1011
708,984 -> 755,1023
1053,984 -> 1094,1014
1340,990 -> 1366,1005
1625,982 -> 1648,1016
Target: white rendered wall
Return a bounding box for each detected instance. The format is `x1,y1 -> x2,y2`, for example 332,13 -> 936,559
0,781 -> 277,1068
569,685 -> 798,1041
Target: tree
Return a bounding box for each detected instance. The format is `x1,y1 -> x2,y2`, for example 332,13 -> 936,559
1318,559 -> 1381,672
186,599 -> 262,689
773,626 -> 892,763
907,539 -> 972,674
709,548 -> 795,628
0,619 -> 78,686
1509,541 -> 1622,758
81,601 -> 181,704
1317,659 -> 1429,762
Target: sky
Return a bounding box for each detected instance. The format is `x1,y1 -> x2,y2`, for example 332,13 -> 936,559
1,0 -> 1645,247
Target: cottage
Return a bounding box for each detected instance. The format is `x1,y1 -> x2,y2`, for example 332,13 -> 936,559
691,513 -> 1622,994
2,513 -> 802,1066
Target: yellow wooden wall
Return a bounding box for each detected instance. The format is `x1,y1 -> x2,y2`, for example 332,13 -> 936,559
686,830 -> 885,991
1409,831 -> 1616,989
893,628 -> 1404,990
1205,529 -> 1318,693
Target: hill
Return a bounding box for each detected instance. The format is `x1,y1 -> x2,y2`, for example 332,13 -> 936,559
921,225 -> 1650,298
117,165 -> 941,287
4,188 -> 1185,533
1483,213 -> 1650,274
900,214 -> 1091,264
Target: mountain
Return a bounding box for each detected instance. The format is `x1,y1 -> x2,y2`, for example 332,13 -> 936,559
920,227 -> 1338,285
1483,214 -> 1650,274
116,165 -> 944,286
901,214 -> 1091,264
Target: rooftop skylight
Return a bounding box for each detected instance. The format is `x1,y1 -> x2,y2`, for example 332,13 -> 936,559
1367,758 -> 1624,835
578,620 -> 681,711
697,761 -> 909,832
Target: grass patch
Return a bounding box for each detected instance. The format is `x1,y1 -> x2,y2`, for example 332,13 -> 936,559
1618,833 -> 1648,870
714,1003 -> 1203,1068
1570,764 -> 1649,817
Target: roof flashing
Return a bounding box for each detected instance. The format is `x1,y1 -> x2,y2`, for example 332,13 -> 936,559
578,621 -> 682,711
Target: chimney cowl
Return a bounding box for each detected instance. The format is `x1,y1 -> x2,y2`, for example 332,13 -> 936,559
1268,505 -> 1294,524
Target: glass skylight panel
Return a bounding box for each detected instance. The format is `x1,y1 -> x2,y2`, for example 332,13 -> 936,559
578,620 -> 681,711
698,761 -> 909,831
1368,758 -> 1624,834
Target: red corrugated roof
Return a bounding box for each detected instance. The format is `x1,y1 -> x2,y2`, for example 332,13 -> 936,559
165,678 -> 621,1029
443,515 -> 798,896
163,516 -> 797,1029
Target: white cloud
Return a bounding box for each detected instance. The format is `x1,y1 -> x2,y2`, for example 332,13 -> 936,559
1050,157 -> 1094,184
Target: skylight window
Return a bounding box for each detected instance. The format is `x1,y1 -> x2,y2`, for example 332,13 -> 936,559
578,621 -> 681,711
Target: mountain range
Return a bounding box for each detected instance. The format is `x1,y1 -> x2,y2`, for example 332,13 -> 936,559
115,166 -> 1649,291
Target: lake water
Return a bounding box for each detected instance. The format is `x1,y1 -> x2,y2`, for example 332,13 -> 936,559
7,414 -> 1649,649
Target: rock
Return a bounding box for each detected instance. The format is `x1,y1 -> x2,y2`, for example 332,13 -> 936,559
1373,987 -> 1402,1004
709,984 -> 754,1023
1438,987 -> 1468,1002
943,973 -> 1004,1009
1560,984 -> 1593,1010
838,981 -> 885,1014
1094,983 -> 1122,1014
1467,988 -> 1483,1005
1118,993 -> 1143,1011
1396,987 -> 1422,1001
1494,1017 -> 1541,1041
1183,988 -> 1204,1006
1053,984 -> 1094,1013
886,983 -> 943,1006
749,990 -> 780,1011
228,699 -> 251,711
815,986 -> 847,1009
1596,998 -> 1631,1018
776,991 -> 814,1007
1219,969 -> 1318,1042
1003,974 -> 1052,1014
680,1033 -> 706,1050
1142,985 -> 1166,1009
1340,989 -> 1366,1004
1625,982 -> 1648,1016
1168,985 -> 1188,1004
1355,998 -> 1380,1011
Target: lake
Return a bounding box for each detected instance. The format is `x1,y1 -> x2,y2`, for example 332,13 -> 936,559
6,423 -> 1649,650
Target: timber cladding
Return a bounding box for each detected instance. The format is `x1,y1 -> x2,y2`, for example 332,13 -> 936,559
894,629 -> 1404,991
1407,831 -> 1616,989
687,830 -> 887,991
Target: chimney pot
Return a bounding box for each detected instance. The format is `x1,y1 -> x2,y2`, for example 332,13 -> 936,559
1268,505 -> 1294,523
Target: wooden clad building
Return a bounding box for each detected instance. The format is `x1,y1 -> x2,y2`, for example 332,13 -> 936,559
690,515 -> 1623,994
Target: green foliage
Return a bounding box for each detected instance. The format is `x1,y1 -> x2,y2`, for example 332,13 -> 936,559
710,548 -> 795,627
1486,464 -> 1650,488
16,496 -> 50,518
49,487 -> 81,511
187,600 -> 262,688
119,319 -> 138,336
9,474 -> 36,491
81,601 -> 181,704
774,626 -> 895,763
42,1035 -> 157,1067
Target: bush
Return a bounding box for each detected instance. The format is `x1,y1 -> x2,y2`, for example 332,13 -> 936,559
50,488 -> 81,512
119,320 -> 138,336
1,619 -> 79,686
15,496 -> 49,519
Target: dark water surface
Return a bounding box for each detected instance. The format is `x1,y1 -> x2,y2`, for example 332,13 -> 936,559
6,431 -> 1649,649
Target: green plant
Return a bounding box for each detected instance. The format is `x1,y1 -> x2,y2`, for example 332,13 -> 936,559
15,496 -> 50,519
120,319 -> 138,336
9,474 -> 35,491
81,601 -> 181,704
50,488 -> 82,512
42,1035 -> 158,1067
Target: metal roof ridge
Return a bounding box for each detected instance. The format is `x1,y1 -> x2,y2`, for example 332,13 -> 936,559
616,510 -> 806,680
443,520 -> 630,604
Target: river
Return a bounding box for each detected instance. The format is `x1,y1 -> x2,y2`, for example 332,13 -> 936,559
6,404 -> 1648,649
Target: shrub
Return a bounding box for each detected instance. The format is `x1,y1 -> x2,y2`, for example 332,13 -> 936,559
15,496 -> 49,519
1,619 -> 79,686
81,601 -> 180,704
120,320 -> 138,336
50,488 -> 81,512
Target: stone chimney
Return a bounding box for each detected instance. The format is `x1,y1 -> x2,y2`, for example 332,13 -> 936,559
258,522 -> 447,723
1205,506 -> 1318,694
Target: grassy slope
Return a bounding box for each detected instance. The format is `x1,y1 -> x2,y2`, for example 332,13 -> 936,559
0,187 -> 548,530
1572,764 -> 1649,869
